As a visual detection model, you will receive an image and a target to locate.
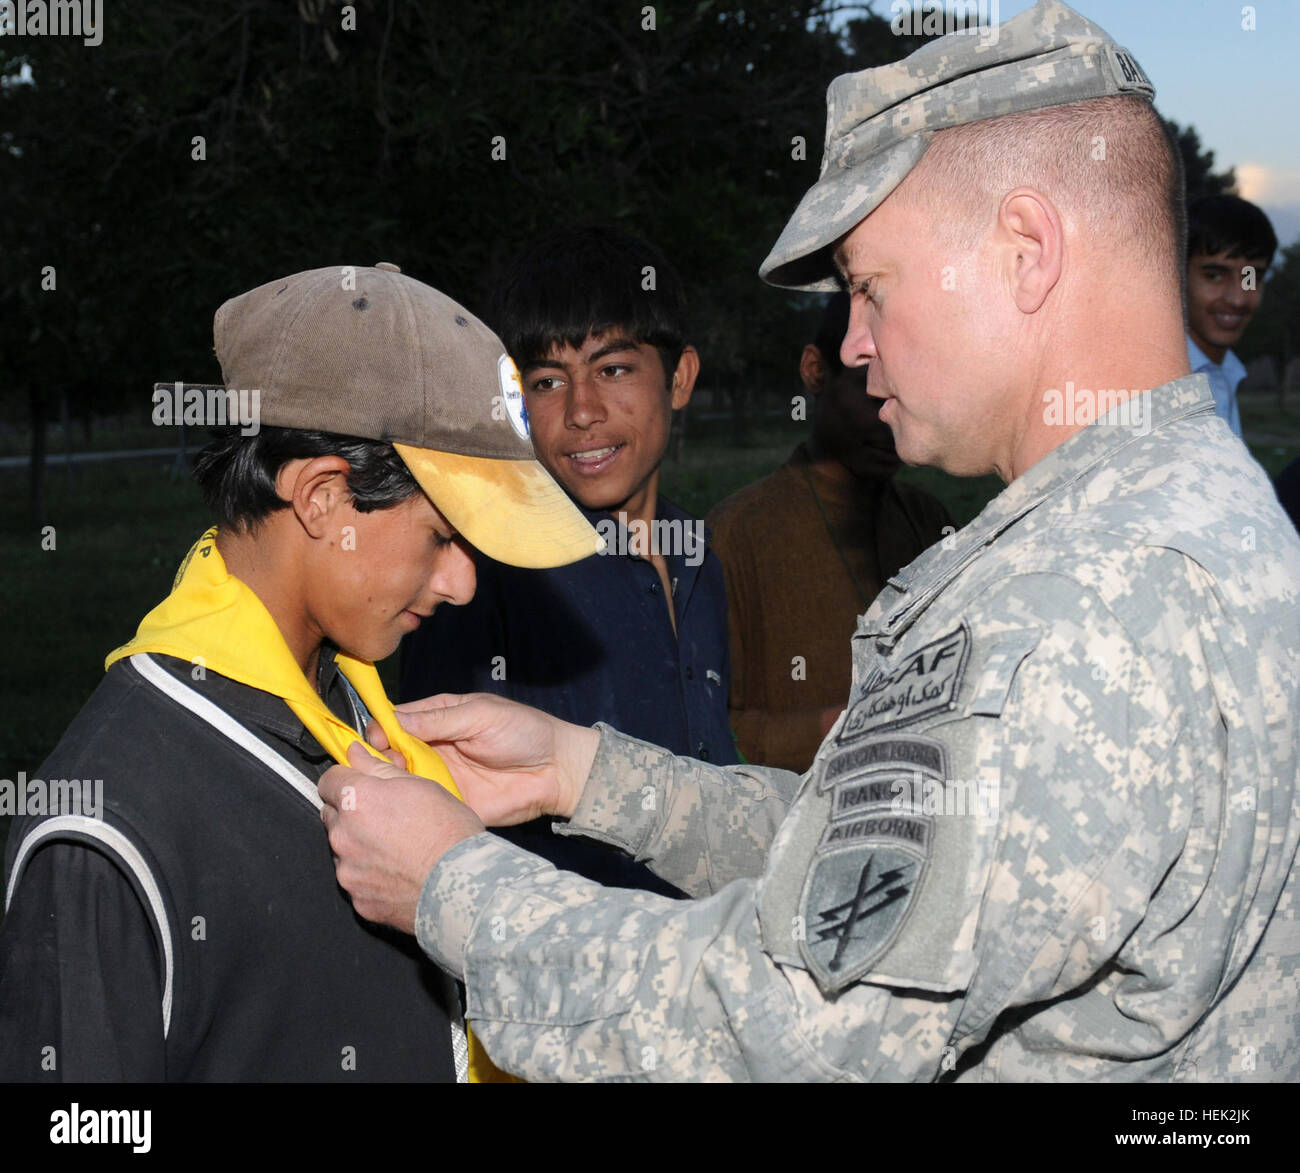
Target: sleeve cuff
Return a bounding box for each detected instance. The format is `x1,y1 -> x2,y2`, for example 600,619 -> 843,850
415,831 -> 552,978
552,722 -> 678,858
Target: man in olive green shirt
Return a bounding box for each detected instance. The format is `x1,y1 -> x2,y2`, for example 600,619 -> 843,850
708,293 -> 953,772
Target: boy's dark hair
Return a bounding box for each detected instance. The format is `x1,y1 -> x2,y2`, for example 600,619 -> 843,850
812,292 -> 851,377
1187,195 -> 1278,265
193,426 -> 420,533
492,225 -> 688,382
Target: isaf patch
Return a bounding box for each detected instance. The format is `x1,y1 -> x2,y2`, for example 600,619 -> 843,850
839,623 -> 969,741
798,735 -> 947,993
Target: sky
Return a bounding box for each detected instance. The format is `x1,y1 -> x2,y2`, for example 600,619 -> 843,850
948,0 -> 1300,249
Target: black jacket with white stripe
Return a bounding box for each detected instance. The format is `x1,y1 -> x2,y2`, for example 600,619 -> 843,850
0,651 -> 461,1082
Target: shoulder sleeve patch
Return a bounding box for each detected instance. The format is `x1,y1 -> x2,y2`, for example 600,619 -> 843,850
839,622 -> 969,740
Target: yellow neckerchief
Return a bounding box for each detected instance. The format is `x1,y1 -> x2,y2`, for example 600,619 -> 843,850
106,527 -> 515,1084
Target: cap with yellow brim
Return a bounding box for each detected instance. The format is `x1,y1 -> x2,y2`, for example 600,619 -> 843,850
394,442 -> 601,570
168,262 -> 603,570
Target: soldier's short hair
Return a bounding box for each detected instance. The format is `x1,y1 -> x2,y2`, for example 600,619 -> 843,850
897,94 -> 1184,287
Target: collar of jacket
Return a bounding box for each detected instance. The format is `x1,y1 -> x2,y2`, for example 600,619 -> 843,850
869,373 -> 1216,644
104,527 -> 462,798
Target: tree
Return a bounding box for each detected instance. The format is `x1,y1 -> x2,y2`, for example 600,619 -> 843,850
2,0 -> 908,506
1164,118 -> 1236,203
1237,241 -> 1300,383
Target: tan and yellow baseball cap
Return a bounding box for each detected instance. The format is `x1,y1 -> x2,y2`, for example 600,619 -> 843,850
179,263 -> 602,569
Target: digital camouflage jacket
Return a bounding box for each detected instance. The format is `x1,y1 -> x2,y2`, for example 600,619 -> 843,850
416,375 -> 1300,1082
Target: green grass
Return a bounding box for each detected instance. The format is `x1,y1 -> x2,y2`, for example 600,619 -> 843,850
0,421 -> 184,459
662,416 -> 1000,527
1,460 -> 210,768
1239,394 -> 1300,477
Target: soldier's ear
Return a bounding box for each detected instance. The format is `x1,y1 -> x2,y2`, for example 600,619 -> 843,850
996,186 -> 1063,316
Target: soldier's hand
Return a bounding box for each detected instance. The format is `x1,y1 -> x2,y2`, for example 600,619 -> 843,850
382,692 -> 601,826
319,742 -> 484,933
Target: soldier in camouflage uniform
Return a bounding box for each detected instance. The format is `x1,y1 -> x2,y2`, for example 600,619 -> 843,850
319,0 -> 1300,1081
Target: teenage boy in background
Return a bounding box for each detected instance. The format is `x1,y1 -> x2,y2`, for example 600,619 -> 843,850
1184,194 -> 1278,437
401,227 -> 735,895
708,293 -> 953,773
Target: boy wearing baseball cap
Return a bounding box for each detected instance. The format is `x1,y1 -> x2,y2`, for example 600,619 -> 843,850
0,264 -> 599,1082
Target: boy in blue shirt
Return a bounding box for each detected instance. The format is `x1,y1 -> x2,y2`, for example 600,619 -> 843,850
1184,195 -> 1277,437
401,227 -> 736,894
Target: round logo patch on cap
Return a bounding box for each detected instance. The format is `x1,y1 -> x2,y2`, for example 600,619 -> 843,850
498,354 -> 530,440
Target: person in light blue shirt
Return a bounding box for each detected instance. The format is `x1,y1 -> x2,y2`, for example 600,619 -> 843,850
1184,195 -> 1278,438
1186,336 -> 1246,436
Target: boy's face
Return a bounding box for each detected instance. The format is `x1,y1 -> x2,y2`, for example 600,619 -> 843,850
309,489 -> 475,663
1186,249 -> 1267,363
519,330 -> 696,518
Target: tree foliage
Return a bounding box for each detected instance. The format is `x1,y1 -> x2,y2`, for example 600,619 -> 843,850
0,2 -> 1257,521
1237,240 -> 1300,371
3,1 -> 886,519
1165,118 -> 1237,203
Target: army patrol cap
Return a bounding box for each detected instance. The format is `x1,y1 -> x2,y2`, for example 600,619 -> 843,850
171,263 -> 603,569
760,0 -> 1155,291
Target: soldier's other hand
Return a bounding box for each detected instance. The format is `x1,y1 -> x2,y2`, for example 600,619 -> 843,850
319,742 -> 484,933
391,692 -> 600,825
